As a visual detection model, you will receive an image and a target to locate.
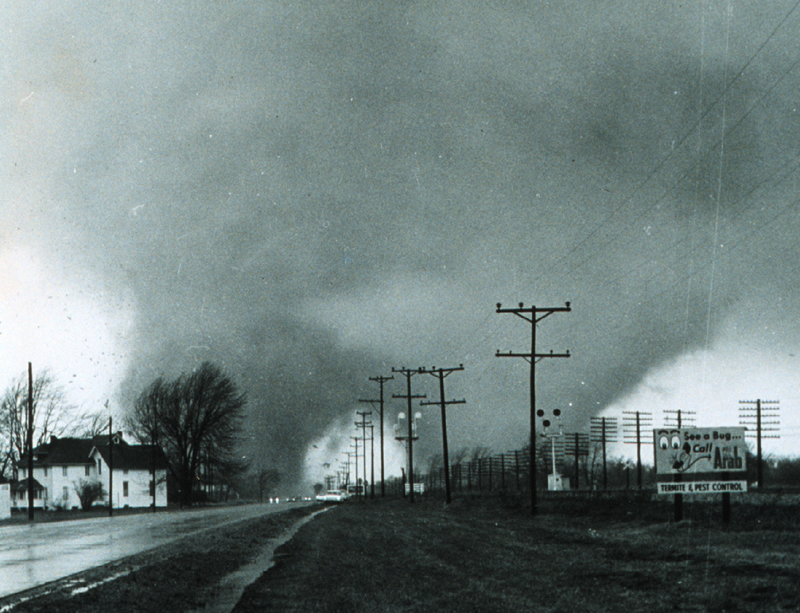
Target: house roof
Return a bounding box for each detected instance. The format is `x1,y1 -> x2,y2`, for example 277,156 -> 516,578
18,434 -> 169,471
14,478 -> 45,492
18,437 -> 96,467
92,443 -> 169,471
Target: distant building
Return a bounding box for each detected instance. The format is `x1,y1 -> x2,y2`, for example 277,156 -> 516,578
16,433 -> 169,510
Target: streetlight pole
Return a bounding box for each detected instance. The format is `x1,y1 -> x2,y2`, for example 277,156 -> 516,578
394,411 -> 420,500
539,409 -> 563,490
392,368 -> 426,503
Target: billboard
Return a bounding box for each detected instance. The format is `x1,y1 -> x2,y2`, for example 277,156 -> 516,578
653,427 -> 747,476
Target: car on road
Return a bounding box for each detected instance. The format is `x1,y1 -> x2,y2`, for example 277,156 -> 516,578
315,490 -> 348,503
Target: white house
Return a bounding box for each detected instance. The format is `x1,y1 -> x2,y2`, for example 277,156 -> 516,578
16,433 -> 168,510
89,433 -> 169,509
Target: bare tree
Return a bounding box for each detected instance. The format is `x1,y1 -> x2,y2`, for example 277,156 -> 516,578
584,440 -> 604,490
426,452 -> 443,474
126,362 -> 247,506
0,370 -> 79,480
450,447 -> 470,467
469,445 -> 494,463
74,409 -> 112,438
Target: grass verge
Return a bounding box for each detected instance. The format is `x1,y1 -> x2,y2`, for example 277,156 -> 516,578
234,495 -> 800,613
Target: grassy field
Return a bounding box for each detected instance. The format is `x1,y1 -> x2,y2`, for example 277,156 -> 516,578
234,493 -> 800,613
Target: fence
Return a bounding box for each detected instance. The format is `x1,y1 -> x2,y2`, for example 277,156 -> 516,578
381,444 -> 661,499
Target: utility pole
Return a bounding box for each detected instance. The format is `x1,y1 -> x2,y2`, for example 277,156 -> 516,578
350,437 -> 360,498
664,409 -> 696,430
392,367 -> 426,503
27,362 -> 34,521
739,399 -> 780,489
622,411 -> 652,490
564,432 -> 589,490
108,417 -> 114,516
342,451 -> 354,489
368,424 -> 375,498
359,375 -> 393,497
496,301 -> 571,515
590,417 -> 618,490
420,365 -> 465,505
151,402 -> 159,513
355,411 -> 372,499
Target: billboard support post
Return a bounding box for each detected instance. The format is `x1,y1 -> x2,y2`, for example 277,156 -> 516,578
722,471 -> 731,525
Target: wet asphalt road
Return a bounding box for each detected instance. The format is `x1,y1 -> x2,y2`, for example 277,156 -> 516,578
0,503 -> 305,599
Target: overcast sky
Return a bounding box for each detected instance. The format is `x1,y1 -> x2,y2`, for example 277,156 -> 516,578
4,1 -> 800,488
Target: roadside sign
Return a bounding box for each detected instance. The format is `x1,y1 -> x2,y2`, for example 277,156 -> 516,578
654,427 -> 747,475
657,480 -> 747,494
654,427 -> 747,496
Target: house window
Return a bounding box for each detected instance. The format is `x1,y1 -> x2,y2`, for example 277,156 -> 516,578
62,466 -> 68,477
43,467 -> 48,477
123,469 -> 129,475
149,480 -> 155,496
85,465 -> 91,476
123,481 -> 129,497
98,460 -> 102,475
63,486 -> 69,500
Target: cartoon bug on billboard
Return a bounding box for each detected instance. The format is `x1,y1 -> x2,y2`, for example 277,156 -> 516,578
653,427 -> 747,475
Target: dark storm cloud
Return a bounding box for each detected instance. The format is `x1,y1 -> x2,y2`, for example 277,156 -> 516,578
7,1 -> 800,482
